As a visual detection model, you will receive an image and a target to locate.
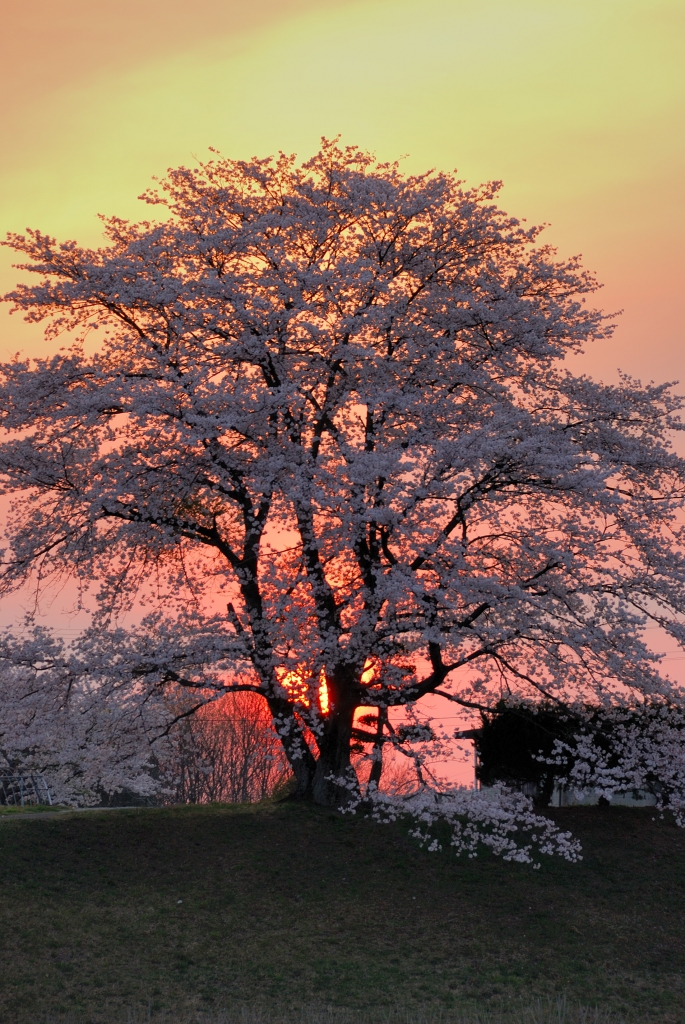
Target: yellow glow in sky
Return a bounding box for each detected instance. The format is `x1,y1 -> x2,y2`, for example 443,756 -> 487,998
1,0 -> 683,385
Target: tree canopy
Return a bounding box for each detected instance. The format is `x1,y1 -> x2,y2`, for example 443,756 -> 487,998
1,140 -> 685,852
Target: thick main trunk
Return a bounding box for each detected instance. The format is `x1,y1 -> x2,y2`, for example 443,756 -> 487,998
273,701 -> 359,807
311,703 -> 359,807
266,695 -> 318,799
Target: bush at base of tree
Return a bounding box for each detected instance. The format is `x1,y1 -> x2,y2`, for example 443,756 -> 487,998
164,691 -> 291,805
476,701 -> 582,807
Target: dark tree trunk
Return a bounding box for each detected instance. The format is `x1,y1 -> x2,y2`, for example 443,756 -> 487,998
311,702 -> 358,807
268,665 -> 363,807
266,694 -> 318,799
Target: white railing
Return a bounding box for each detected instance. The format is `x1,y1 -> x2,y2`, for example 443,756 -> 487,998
0,774 -> 53,807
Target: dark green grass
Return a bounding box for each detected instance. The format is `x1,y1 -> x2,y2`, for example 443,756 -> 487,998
0,803 -> 683,1023
0,803 -> 67,815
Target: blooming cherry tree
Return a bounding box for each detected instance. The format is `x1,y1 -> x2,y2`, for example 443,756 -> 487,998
1,140 -> 685,857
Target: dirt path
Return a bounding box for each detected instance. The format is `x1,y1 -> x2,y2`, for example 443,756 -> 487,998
0,806 -> 145,822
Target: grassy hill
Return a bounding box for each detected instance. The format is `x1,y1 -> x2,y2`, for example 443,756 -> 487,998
0,802 -> 684,1023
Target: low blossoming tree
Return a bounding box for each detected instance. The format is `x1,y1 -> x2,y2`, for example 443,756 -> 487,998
1,139 -> 685,861
546,701 -> 685,824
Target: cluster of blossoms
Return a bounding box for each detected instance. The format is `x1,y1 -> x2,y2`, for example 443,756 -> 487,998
0,623 -> 288,807
546,702 -> 685,826
335,772 -> 583,865
0,628 -> 162,805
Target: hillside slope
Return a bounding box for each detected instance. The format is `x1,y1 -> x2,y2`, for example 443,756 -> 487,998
0,803 -> 683,1022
